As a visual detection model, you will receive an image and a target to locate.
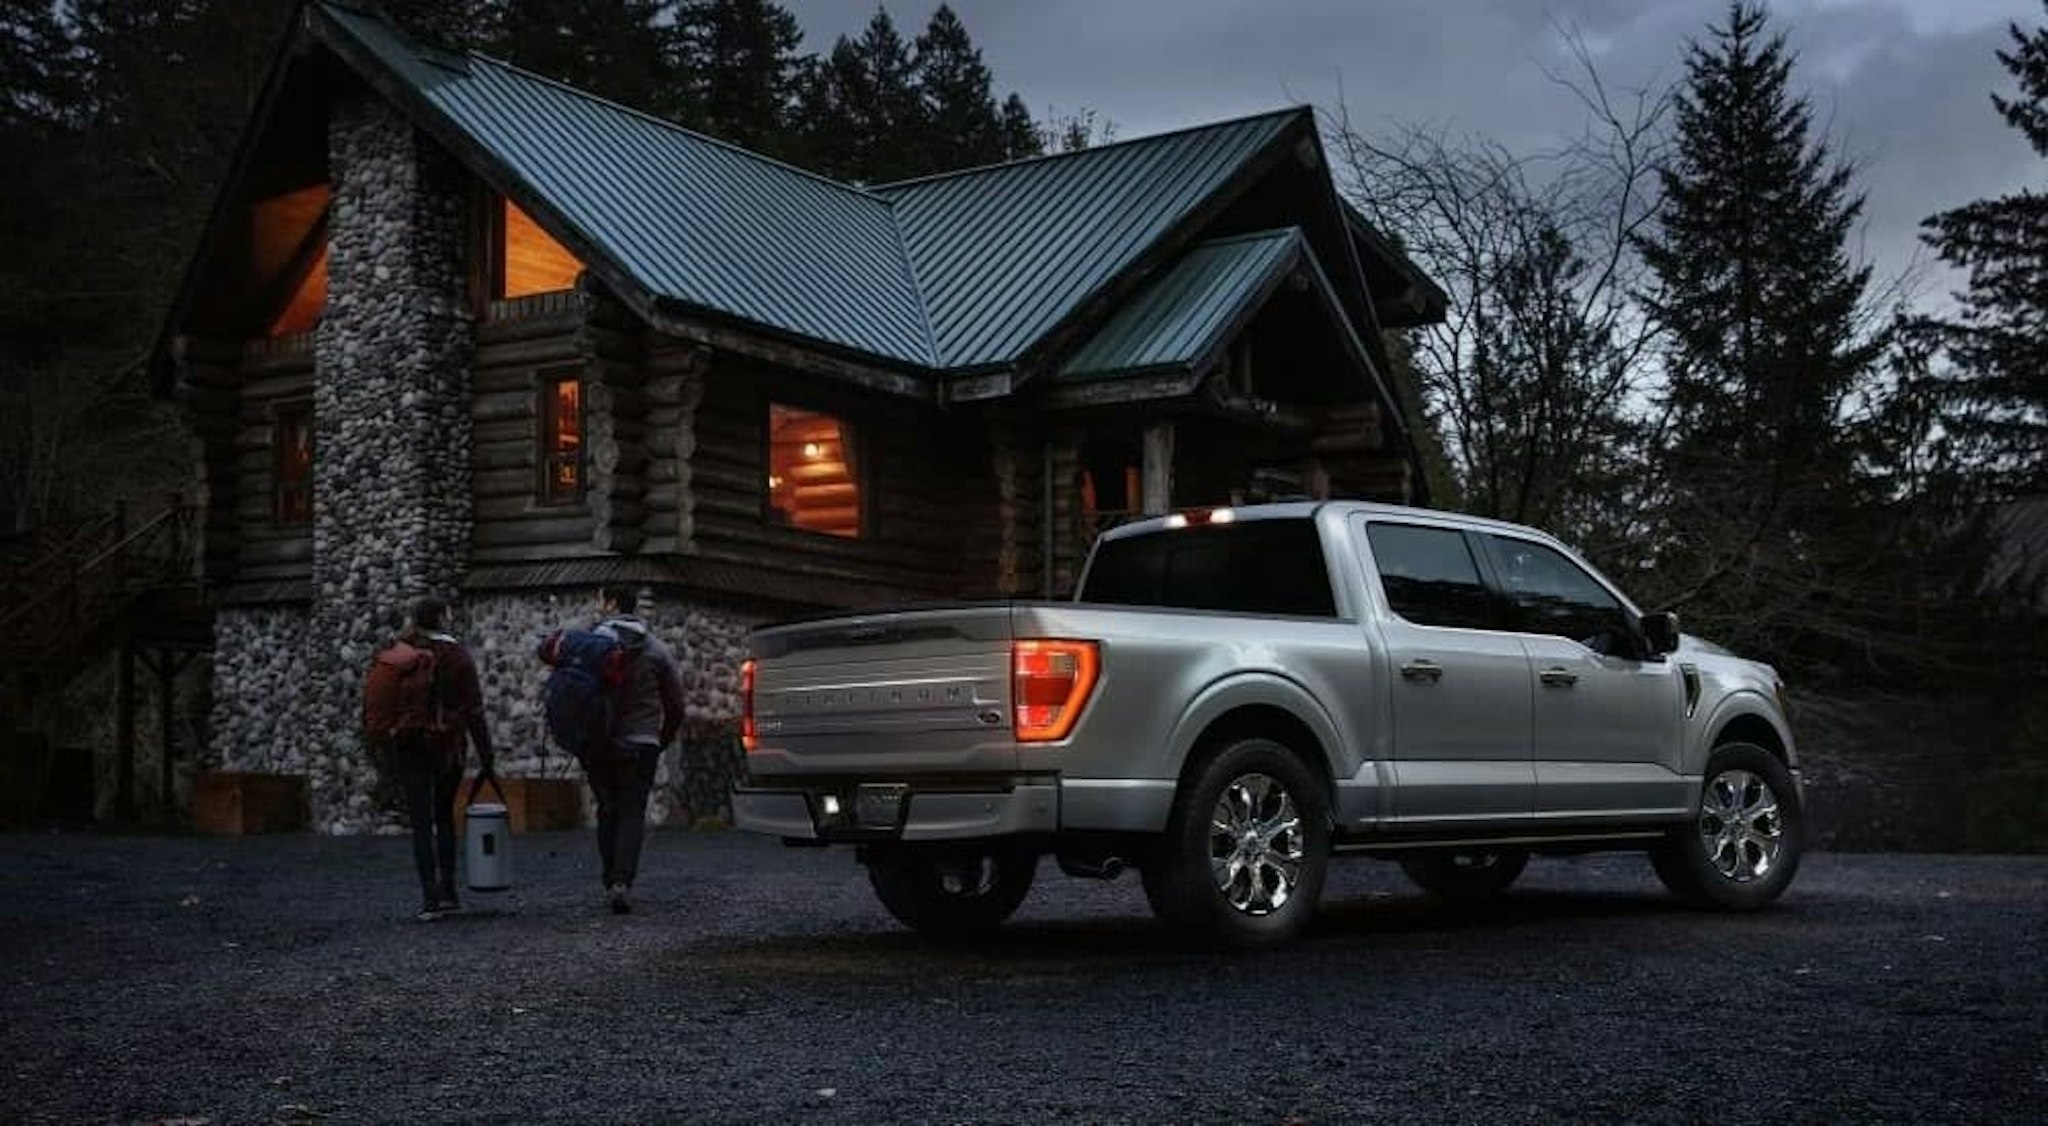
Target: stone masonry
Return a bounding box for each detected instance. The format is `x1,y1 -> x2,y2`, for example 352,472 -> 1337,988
202,101 -> 760,833
306,97 -> 474,830
206,592 -> 754,833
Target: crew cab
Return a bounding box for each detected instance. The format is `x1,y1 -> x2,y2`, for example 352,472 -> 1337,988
733,501 -> 1805,947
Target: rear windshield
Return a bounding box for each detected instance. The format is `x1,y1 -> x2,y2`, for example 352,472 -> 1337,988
1078,518 -> 1337,618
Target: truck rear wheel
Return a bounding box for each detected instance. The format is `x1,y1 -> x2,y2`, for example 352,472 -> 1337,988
1650,742 -> 1804,910
1144,737 -> 1329,948
865,845 -> 1037,940
1400,848 -> 1529,902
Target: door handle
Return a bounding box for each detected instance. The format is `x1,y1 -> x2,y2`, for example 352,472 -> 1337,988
1539,667 -> 1579,687
1400,660 -> 1444,682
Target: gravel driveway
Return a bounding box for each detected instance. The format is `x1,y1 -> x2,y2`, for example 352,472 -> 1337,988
2,828 -> 2042,1124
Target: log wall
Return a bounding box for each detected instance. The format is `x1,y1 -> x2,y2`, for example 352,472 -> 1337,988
681,354 -> 984,607
228,334 -> 316,582
173,336 -> 245,584
467,294 -> 594,563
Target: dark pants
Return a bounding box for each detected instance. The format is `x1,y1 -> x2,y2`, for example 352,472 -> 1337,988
396,743 -> 461,898
587,745 -> 662,888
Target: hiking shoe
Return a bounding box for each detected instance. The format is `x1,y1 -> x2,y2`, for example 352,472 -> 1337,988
417,899 -> 444,921
607,883 -> 632,915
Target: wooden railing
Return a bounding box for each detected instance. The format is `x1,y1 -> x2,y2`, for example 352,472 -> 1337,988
0,500 -> 201,666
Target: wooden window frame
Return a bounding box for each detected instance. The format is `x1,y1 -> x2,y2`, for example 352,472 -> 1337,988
762,400 -> 868,540
537,367 -> 585,506
272,400 -> 314,527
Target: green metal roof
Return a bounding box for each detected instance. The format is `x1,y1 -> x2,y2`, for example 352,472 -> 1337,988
1061,229 -> 1303,379
322,4 -> 935,366
309,5 -> 1359,383
872,111 -> 1296,370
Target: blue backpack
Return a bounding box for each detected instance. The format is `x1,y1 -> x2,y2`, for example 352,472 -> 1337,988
538,629 -> 634,764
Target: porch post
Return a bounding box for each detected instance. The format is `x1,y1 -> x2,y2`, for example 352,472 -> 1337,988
115,639 -> 135,819
1141,422 -> 1175,516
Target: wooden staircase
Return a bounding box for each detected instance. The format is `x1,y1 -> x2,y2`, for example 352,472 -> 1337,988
0,498 -> 211,823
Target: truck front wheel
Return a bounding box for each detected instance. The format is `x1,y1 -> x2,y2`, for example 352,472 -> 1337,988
1144,737 -> 1330,948
865,845 -> 1037,940
1650,742 -> 1805,910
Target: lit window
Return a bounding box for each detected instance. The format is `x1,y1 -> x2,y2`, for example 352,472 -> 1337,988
497,198 -> 584,299
252,184 -> 330,336
766,404 -> 861,538
269,244 -> 328,336
539,369 -> 583,504
274,403 -> 313,525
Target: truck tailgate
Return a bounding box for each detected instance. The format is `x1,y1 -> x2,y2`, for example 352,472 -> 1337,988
749,604 -> 1020,775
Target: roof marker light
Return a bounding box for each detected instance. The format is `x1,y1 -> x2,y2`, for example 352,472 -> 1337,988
1209,508 -> 1236,524
1163,514 -> 1190,529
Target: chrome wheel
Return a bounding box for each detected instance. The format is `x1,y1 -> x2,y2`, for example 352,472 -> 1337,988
1208,772 -> 1305,915
1697,768 -> 1783,883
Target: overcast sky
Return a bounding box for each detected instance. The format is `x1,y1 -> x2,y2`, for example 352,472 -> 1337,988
785,0 -> 2043,307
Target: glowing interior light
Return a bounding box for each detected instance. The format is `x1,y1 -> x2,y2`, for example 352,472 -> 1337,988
1163,514 -> 1189,529
821,794 -> 841,816
803,441 -> 822,459
1209,508 -> 1236,524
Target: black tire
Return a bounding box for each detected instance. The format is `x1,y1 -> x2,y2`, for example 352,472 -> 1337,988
865,845 -> 1037,940
1651,742 -> 1805,910
1144,737 -> 1330,949
1400,849 -> 1529,902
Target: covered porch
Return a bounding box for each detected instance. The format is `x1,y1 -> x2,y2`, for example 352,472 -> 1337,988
1012,225 -> 1418,597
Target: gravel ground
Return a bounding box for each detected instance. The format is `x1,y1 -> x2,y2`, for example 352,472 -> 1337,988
1,828 -> 2042,1124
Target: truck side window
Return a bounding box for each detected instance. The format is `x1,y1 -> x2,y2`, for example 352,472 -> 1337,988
1365,523 -> 1497,629
1488,535 -> 1631,653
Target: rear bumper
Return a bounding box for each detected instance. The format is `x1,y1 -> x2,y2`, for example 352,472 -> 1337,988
733,783 -> 1060,842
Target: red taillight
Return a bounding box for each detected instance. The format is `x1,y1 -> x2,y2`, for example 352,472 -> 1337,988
1012,640 -> 1100,743
740,659 -> 757,751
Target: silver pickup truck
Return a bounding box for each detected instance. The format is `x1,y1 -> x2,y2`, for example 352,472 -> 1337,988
733,501 -> 1804,947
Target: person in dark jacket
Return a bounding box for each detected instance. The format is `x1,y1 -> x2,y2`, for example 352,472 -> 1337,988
540,584 -> 684,914
373,597 -> 497,920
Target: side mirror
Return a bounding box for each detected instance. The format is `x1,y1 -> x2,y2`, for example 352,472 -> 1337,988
1641,611 -> 1681,656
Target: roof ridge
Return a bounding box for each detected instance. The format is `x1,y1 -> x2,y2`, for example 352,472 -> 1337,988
318,1 -> 888,205
870,105 -> 1310,193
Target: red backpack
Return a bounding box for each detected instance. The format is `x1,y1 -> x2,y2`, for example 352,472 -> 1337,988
362,639 -> 444,746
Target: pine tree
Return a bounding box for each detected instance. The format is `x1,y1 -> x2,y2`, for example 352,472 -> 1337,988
1634,2 -> 1886,667
1920,4 -> 2047,493
800,7 -> 924,183
377,0 -> 503,50
996,92 -> 1040,160
488,0 -> 674,113
5,0 -> 292,527
913,4 -> 1002,170
0,0 -> 78,127
667,0 -> 808,155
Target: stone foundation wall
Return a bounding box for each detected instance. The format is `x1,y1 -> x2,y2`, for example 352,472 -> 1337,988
460,589 -> 756,825
207,606 -> 316,776
202,592 -> 756,833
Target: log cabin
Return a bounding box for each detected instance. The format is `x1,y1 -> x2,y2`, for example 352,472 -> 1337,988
151,1 -> 1448,831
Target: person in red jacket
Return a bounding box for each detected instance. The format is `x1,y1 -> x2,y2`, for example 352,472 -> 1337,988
366,597 -> 497,919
